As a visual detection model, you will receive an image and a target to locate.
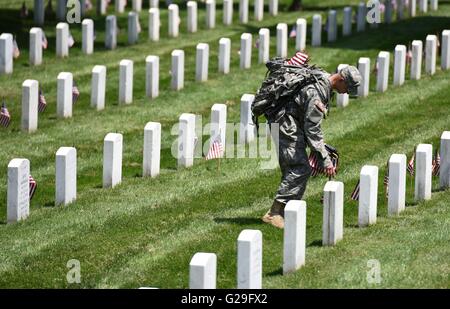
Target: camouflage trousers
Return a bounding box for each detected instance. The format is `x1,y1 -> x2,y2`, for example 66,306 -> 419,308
273,114 -> 312,204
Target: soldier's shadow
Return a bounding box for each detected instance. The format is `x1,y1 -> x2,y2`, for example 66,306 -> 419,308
214,217 -> 262,225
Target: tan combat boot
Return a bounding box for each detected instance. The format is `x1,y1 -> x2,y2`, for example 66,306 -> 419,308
262,201 -> 285,229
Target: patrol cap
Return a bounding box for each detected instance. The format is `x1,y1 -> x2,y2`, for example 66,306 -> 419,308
339,65 -> 362,96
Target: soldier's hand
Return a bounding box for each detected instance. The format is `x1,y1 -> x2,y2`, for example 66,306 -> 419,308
325,165 -> 336,177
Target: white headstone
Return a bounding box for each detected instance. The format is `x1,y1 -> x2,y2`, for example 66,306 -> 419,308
189,253 -> 217,289
393,45 -> 406,86
327,10 -> 337,42
219,38 -> 231,74
343,7 -> 352,36
7,158 -> 30,223
283,200 -> 306,274
397,0 -> 405,20
223,0 -> 233,25
178,113 -> 196,168
276,23 -> 287,58
425,35 -> 437,75
409,0 -> 416,17
336,93 -> 349,108
103,133 -> 123,188
269,0 -> 278,16
442,30 -> 450,70
148,8 -> 160,41
210,103 -> 227,156
358,57 -> 370,97
240,0 -> 249,24
133,0 -> 142,12
150,0 -> 158,8
21,80 -> 39,133
97,0 -> 107,15
187,1 -> 197,33
206,0 -> 216,29
168,4 -> 180,38
358,165 -> 378,227
116,0 -> 125,13
388,154 -> 406,216
34,0 -> 45,25
29,28 -> 43,66
143,122 -> 161,177
57,72 -> 73,118
312,14 -> 322,47
440,131 -> 450,189
81,19 -> 94,55
56,22 -> 69,58
196,43 -> 209,82
106,15 -> 117,49
128,12 -> 139,45
258,28 -> 270,64
146,55 -> 159,99
119,59 -> 133,104
376,51 -> 390,92
419,0 -> 427,13
57,0 -> 66,21
357,2 -> 366,32
296,18 -> 307,51
91,65 -> 106,110
411,40 -> 422,80
240,94 -> 255,143
254,0 -> 263,21
171,50 -> 184,90
415,144 -> 432,201
55,147 -> 77,206
0,33 -> 13,75
430,0 -> 438,10
237,229 -> 262,289
323,181 -> 344,245
240,33 -> 252,69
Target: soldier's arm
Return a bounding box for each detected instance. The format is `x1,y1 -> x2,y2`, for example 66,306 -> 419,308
303,89 -> 332,168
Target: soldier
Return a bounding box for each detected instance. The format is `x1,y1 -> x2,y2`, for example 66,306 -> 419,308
259,60 -> 362,229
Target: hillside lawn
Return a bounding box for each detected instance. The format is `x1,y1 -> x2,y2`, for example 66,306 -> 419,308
0,0 -> 449,288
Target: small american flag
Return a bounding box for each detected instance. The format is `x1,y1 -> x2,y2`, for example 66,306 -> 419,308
29,175 -> 37,200
432,149 -> 440,176
286,51 -> 309,66
351,180 -> 360,201
308,144 -> 339,177
38,89 -> 47,113
407,152 -> 415,176
0,102 -> 11,128
289,26 -> 296,38
384,161 -> 389,198
42,32 -> 48,49
137,17 -> 142,34
68,33 -> 75,48
205,136 -> 224,160
20,2 -> 28,18
72,82 -> 80,104
13,38 -> 20,59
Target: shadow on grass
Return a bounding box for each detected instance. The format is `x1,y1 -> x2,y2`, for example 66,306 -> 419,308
214,217 -> 262,225
266,267 -> 283,277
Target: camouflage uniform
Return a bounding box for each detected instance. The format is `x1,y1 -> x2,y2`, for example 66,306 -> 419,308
271,74 -> 332,204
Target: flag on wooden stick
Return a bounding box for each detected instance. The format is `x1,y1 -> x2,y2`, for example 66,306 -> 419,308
205,136 -> 223,160
29,175 -> 37,200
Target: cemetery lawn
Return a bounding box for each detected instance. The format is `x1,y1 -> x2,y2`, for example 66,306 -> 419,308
0,1 -> 449,288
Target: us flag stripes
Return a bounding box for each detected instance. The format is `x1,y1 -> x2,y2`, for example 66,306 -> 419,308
29,175 -> 37,200
42,32 -> 48,49
407,151 -> 415,176
308,144 -> 339,177
13,38 -> 20,59
0,102 -> 11,128
351,180 -> 360,201
432,149 -> 440,176
286,51 -> 309,66
38,89 -> 47,112
205,136 -> 223,160
384,161 -> 389,198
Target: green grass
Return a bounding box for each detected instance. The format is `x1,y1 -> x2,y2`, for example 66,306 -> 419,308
0,0 -> 449,288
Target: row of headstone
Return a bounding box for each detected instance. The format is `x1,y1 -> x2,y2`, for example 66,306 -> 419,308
186,126 -> 449,285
